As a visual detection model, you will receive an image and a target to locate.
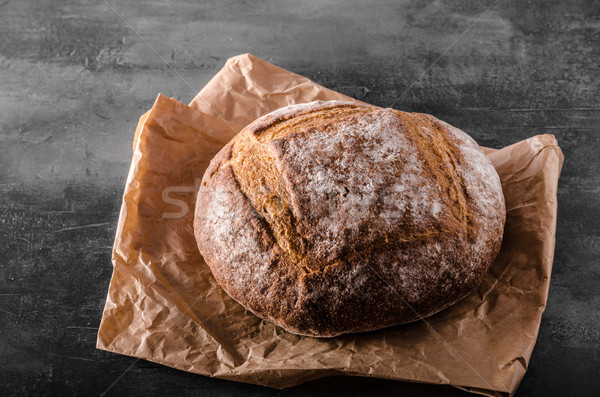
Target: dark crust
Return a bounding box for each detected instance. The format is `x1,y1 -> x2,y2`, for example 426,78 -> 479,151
247,100 -> 370,138
194,101 -> 506,337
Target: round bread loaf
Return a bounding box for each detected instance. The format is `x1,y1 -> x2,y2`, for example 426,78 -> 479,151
194,100 -> 505,337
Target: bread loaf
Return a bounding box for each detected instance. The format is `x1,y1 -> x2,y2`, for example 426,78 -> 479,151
194,100 -> 505,337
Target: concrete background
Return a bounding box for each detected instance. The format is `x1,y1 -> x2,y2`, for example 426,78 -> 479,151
1,0 -> 598,395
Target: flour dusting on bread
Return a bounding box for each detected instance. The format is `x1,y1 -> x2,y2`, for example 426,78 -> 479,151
194,100 -> 506,337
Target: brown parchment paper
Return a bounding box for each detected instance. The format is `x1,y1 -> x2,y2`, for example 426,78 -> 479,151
97,53 -> 564,396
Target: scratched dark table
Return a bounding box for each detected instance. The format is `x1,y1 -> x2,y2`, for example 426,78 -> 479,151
1,0 -> 599,396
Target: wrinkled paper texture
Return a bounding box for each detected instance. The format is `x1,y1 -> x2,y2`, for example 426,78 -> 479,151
97,54 -> 564,396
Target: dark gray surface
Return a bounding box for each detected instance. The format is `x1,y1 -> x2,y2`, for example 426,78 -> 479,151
1,0 -> 599,396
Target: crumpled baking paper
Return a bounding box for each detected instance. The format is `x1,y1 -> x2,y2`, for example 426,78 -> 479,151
97,53 -> 564,396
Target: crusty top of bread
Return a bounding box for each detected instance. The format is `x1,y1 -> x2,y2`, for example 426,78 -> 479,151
194,101 -> 505,337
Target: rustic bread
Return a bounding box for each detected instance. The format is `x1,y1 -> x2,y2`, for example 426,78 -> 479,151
194,100 -> 505,337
